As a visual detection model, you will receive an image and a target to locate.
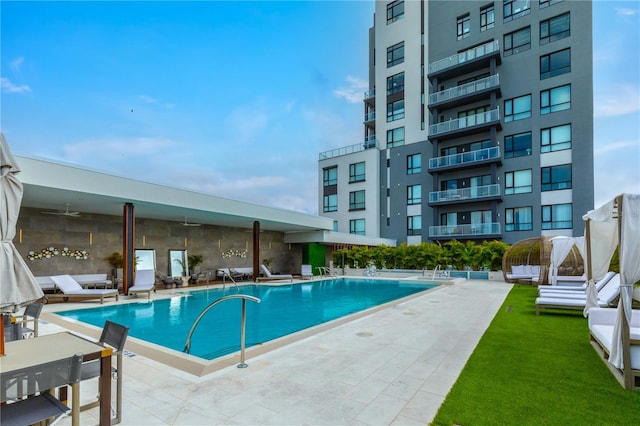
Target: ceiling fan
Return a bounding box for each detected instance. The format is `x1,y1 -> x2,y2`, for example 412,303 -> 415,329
180,217 -> 201,227
41,203 -> 81,217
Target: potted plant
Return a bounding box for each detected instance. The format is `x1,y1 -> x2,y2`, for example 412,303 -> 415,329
106,252 -> 124,278
188,254 -> 204,274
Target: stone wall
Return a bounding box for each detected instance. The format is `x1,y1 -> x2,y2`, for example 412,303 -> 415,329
16,207 -> 303,278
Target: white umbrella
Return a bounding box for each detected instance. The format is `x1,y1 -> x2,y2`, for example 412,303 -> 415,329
1,133 -> 43,352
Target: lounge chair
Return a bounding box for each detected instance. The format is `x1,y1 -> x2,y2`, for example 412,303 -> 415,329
535,274 -> 620,315
538,271 -> 615,296
47,275 -> 119,304
128,269 -> 156,299
256,264 -> 293,282
301,264 -> 313,280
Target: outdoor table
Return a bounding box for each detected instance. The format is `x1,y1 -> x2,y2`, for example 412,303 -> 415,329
1,332 -> 113,425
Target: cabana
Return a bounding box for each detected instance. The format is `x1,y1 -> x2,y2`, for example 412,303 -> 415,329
584,193 -> 639,390
548,236 -> 585,286
502,236 -> 551,285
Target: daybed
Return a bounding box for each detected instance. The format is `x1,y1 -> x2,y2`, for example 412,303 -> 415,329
506,265 -> 541,282
44,275 -> 119,304
256,264 -> 293,282
36,274 -> 113,290
588,307 -> 640,390
535,274 -> 621,315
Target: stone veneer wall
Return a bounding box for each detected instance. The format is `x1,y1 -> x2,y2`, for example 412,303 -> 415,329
16,207 -> 303,278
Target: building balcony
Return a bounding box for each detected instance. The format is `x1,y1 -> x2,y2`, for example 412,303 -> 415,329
429,222 -> 501,240
319,139 -> 378,160
428,40 -> 501,80
429,108 -> 501,140
364,89 -> 375,106
428,74 -> 501,110
428,184 -> 501,205
428,146 -> 501,173
364,111 -> 376,123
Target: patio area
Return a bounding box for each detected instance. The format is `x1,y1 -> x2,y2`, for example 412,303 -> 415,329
36,279 -> 511,425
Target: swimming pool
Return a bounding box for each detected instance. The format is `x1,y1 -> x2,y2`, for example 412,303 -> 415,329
55,278 -> 438,363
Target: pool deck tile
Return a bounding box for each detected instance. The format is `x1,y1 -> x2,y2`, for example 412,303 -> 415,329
34,278 -> 511,425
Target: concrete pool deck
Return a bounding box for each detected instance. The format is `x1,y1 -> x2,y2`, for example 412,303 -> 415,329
37,278 -> 512,425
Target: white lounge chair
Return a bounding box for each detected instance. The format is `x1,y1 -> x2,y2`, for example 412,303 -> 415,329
301,264 -> 313,280
47,275 -> 119,304
535,274 -> 620,315
256,264 -> 293,282
129,269 -> 156,299
538,271 -> 616,296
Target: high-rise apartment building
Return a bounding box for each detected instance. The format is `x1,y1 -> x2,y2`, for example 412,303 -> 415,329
318,0 -> 593,245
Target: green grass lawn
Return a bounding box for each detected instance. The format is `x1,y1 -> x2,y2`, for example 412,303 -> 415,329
432,284 -> 639,425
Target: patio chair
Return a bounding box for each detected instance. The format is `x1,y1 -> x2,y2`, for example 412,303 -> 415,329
256,264 -> 293,282
48,275 -> 119,304
80,320 -> 129,424
535,274 -> 621,315
128,269 -> 156,299
301,264 -> 313,280
0,353 -> 83,426
18,302 -> 44,338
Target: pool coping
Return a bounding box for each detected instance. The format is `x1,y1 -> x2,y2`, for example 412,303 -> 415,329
42,277 -> 456,377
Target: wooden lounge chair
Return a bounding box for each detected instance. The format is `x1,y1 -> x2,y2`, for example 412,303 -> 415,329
46,275 -> 119,304
256,264 -> 293,282
538,271 -> 615,296
535,274 -> 620,315
128,269 -> 156,299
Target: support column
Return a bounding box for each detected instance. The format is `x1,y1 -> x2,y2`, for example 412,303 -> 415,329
122,203 -> 135,295
252,221 -> 260,281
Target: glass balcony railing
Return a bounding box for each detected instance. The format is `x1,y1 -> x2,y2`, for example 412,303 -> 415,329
319,139 -> 378,160
364,111 -> 376,122
364,89 -> 375,100
429,222 -> 501,238
428,40 -> 500,75
429,146 -> 501,170
429,184 -> 501,203
429,108 -> 500,137
428,74 -> 499,106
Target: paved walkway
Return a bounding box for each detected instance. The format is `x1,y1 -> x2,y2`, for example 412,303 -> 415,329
42,279 -> 512,425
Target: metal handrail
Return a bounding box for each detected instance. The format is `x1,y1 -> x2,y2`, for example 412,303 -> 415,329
183,294 -> 261,368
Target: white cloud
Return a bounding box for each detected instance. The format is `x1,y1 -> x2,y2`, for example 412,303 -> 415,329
594,140 -> 639,155
61,137 -> 175,163
594,84 -> 640,117
334,76 -> 368,104
615,7 -> 637,16
1,77 -> 31,94
10,57 -> 25,74
138,95 -> 158,104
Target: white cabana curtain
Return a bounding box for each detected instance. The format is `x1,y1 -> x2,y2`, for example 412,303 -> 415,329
549,236 -> 584,286
609,194 -> 640,369
582,199 -> 619,317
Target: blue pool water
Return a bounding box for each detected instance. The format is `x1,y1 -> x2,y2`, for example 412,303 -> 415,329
56,278 -> 438,360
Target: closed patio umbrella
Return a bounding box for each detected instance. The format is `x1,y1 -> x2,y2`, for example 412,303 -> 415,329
1,133 -> 43,354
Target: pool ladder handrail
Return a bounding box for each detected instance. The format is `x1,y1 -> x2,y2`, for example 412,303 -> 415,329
183,294 -> 261,368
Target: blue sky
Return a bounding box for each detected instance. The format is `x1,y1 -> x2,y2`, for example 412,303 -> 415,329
1,0 -> 639,215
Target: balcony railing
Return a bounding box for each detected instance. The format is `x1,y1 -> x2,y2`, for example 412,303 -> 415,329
428,74 -> 499,106
428,40 -> 500,75
429,146 -> 501,170
364,111 -> 376,122
364,89 -> 375,100
319,139 -> 378,160
429,184 -> 501,204
429,222 -> 501,238
429,108 -> 500,137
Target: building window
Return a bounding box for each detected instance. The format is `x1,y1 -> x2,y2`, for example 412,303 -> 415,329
349,162 -> 365,183
504,0 -> 531,22
504,131 -> 532,158
540,48 -> 571,79
387,99 -> 405,122
407,184 -> 422,205
540,12 -> 570,45
387,72 -> 405,95
349,219 -> 366,236
505,169 -> 532,194
407,153 -> 422,174
540,0 -> 563,9
504,26 -> 531,56
387,0 -> 404,24
457,14 -> 470,40
387,41 -> 404,68
504,94 -> 531,122
541,164 -> 572,191
542,203 -> 572,229
541,124 -> 571,153
323,166 -> 337,186
505,207 -> 533,231
349,190 -> 366,211
541,84 -> 571,114
407,215 -> 422,236
323,194 -> 337,212
387,127 -> 405,148
480,4 -> 495,31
